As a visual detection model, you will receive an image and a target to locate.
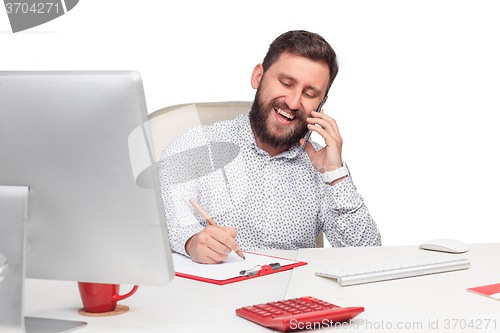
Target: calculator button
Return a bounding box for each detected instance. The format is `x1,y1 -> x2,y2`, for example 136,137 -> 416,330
272,313 -> 287,318
302,296 -> 317,301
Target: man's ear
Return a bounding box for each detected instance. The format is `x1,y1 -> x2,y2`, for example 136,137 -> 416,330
251,64 -> 264,89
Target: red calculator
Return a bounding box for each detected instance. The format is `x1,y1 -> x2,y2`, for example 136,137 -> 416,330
236,296 -> 364,331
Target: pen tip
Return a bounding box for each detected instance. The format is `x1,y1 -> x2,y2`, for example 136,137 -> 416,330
237,251 -> 245,260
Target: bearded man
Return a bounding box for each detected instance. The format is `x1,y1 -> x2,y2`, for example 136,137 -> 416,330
159,30 -> 381,264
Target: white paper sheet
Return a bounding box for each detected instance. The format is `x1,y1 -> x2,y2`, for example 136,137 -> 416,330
173,252 -> 302,281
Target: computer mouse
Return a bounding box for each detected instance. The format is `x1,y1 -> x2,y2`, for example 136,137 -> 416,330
419,239 -> 469,254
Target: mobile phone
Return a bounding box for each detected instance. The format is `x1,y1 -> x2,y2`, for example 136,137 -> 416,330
302,95 -> 327,150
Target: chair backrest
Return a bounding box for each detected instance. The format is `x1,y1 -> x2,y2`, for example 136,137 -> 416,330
148,101 -> 252,162
149,101 -> 324,248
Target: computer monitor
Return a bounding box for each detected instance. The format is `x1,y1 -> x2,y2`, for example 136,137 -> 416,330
0,71 -> 175,332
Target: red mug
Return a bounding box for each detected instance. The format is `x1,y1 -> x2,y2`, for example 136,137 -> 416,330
78,282 -> 139,313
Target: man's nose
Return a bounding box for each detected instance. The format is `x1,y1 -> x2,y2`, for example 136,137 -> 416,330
285,90 -> 301,111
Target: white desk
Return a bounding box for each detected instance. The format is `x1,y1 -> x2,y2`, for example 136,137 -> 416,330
287,244 -> 500,332
24,250 -> 297,333
24,245 -> 500,332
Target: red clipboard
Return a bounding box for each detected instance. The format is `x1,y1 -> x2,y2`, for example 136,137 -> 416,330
174,251 -> 307,285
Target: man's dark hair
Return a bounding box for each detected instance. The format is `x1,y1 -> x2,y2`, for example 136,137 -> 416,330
262,30 -> 339,96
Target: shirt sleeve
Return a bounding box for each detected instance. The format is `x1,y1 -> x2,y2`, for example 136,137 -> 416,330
156,127 -> 208,257
158,177 -> 205,256
320,175 -> 382,247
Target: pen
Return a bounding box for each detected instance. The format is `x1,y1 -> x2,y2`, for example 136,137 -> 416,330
189,198 -> 246,260
302,95 -> 328,150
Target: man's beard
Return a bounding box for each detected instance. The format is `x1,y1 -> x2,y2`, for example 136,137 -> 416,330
249,86 -> 309,150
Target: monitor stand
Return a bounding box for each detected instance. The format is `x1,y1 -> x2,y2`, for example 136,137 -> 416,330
0,186 -> 87,333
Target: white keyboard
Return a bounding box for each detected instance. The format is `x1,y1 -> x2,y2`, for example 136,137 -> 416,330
315,256 -> 470,286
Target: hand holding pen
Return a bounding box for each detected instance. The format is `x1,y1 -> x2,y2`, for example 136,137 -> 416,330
185,199 -> 245,264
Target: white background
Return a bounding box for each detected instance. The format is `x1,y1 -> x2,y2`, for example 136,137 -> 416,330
2,0 -> 499,247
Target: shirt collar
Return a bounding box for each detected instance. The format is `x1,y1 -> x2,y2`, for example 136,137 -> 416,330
238,111 -> 303,160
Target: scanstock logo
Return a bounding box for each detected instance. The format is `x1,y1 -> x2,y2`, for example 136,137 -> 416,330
4,0 -> 79,33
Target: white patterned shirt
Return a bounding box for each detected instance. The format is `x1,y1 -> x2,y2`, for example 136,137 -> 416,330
158,111 -> 381,256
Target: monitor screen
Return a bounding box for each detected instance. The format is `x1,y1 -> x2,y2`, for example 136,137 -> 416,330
0,71 -> 174,286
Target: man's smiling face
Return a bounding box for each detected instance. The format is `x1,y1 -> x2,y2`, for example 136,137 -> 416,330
249,52 -> 330,154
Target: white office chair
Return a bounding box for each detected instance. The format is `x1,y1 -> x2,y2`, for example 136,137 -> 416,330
148,101 -> 324,247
